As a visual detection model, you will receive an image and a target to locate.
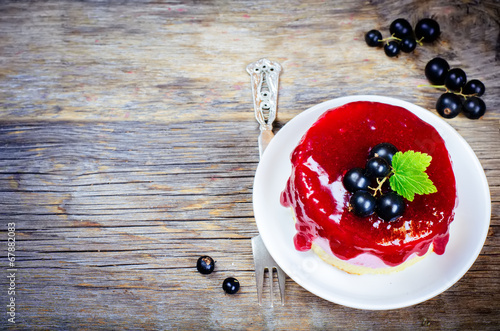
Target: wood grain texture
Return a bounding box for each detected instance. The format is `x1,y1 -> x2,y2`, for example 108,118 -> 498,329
0,0 -> 499,329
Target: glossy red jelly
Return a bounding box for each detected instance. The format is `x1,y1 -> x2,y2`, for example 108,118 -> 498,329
281,101 -> 457,267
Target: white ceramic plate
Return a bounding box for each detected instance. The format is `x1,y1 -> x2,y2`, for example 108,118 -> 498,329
253,95 -> 491,310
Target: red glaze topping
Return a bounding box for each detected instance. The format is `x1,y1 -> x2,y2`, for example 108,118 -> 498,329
280,101 -> 457,267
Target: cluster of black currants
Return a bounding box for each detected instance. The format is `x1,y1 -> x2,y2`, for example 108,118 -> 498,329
343,143 -> 405,222
424,57 -> 486,119
365,18 -> 440,57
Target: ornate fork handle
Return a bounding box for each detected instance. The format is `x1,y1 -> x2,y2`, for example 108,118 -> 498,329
246,58 -> 282,157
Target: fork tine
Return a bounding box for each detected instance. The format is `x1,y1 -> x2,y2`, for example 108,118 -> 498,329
269,268 -> 274,307
276,266 -> 286,305
255,265 -> 264,305
251,237 -> 265,305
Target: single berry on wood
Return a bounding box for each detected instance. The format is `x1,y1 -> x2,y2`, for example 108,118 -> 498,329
436,93 -> 462,119
463,79 -> 485,97
425,57 -> 450,85
400,37 -> 417,53
222,277 -> 240,294
384,41 -> 400,57
197,256 -> 215,274
415,18 -> 440,42
462,97 -> 486,119
390,18 -> 413,39
365,30 -> 383,47
444,68 -> 467,92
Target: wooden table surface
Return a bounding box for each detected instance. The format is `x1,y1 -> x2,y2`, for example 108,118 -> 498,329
1,0 -> 499,329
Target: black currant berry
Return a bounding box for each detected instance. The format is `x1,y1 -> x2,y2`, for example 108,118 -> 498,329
365,29 -> 383,47
436,93 -> 462,119
368,143 -> 398,165
390,18 -> 413,38
197,256 -> 215,274
343,168 -> 370,192
444,68 -> 467,92
415,18 -> 440,43
425,57 -> 450,85
400,37 -> 417,53
463,79 -> 485,97
349,191 -> 376,217
365,157 -> 390,178
462,97 -> 486,119
376,192 -> 405,222
384,41 -> 400,57
222,277 -> 240,294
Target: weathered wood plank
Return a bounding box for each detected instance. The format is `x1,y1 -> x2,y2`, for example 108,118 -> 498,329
0,118 -> 498,329
0,0 -> 499,329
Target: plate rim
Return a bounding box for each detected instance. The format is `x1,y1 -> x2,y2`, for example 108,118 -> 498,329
253,94 -> 491,310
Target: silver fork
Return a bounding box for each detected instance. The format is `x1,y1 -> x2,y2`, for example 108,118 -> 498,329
247,58 -> 286,306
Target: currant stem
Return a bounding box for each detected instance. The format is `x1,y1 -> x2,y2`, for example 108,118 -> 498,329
454,88 -> 478,99
379,34 -> 401,44
369,176 -> 388,197
417,84 -> 447,90
416,85 -> 478,99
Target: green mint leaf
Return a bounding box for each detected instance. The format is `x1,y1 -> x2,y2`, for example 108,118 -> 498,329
389,151 -> 437,201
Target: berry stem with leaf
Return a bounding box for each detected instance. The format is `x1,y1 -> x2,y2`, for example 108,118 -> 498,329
369,151 -> 437,202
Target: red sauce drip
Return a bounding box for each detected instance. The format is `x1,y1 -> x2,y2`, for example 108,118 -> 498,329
280,101 -> 457,267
